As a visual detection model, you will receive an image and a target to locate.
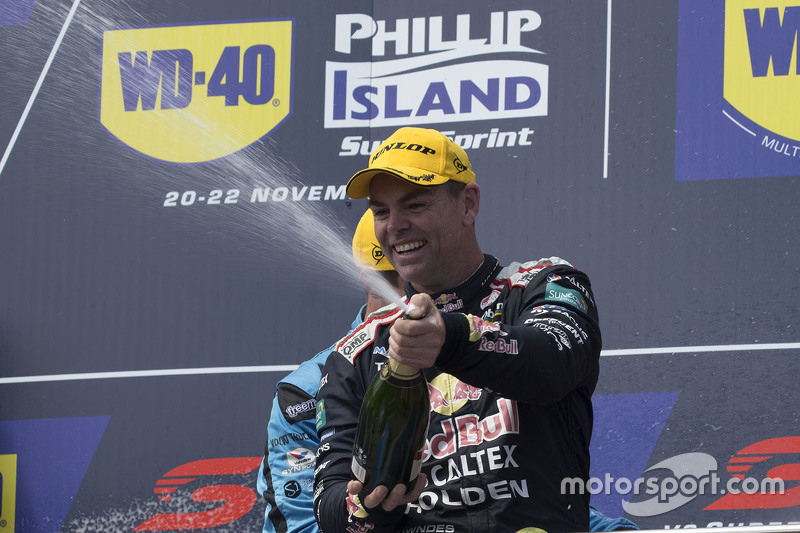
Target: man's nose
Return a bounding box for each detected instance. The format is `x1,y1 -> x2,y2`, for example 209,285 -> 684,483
386,210 -> 409,233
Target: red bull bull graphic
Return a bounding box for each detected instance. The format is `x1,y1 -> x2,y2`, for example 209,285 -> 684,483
427,373 -> 483,415
346,492 -> 370,520
433,292 -> 464,312
433,293 -> 455,305
468,315 -> 504,339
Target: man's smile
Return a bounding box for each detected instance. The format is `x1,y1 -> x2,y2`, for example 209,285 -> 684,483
394,240 -> 426,254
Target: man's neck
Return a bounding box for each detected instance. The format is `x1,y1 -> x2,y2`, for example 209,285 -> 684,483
411,252 -> 487,295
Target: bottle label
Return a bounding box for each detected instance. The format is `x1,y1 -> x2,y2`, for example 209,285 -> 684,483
409,450 -> 423,481
351,455 -> 366,483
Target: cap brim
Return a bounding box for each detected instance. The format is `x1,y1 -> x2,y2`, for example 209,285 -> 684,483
346,167 -> 450,199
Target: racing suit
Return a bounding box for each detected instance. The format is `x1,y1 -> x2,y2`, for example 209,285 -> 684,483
257,308 -> 365,533
589,505 -> 639,531
314,255 -> 601,533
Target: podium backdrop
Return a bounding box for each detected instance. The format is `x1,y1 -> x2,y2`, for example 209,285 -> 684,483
1,1 -> 799,531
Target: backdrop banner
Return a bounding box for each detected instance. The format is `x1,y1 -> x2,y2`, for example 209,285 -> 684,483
1,1 -> 798,531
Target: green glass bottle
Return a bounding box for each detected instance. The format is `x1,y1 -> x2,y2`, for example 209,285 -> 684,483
351,357 -> 430,493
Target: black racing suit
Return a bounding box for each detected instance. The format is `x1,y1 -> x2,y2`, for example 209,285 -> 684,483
314,255 -> 601,533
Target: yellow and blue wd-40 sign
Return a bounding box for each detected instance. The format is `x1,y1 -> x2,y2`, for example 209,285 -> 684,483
724,1 -> 800,143
100,19 -> 293,163
0,455 -> 17,532
676,1 -> 800,180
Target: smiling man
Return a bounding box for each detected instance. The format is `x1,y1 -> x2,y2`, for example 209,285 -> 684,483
313,127 -> 602,533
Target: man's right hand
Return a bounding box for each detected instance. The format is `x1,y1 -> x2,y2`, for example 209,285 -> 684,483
347,474 -> 428,512
390,293 -> 445,368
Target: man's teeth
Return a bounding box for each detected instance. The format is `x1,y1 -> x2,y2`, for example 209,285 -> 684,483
395,241 -> 424,253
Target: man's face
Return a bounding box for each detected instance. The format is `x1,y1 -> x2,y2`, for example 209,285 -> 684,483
368,173 -> 475,293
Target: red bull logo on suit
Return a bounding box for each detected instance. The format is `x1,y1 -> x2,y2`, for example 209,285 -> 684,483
423,373 -> 520,464
427,373 -> 483,416
423,398 -> 519,462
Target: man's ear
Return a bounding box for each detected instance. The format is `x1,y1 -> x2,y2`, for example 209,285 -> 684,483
462,183 -> 480,226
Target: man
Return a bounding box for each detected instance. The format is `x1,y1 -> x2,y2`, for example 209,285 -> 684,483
256,210 -> 405,533
314,127 -> 602,532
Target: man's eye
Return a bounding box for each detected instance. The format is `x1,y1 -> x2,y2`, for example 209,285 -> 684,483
408,203 -> 426,211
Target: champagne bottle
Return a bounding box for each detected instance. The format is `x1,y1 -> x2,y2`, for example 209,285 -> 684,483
351,357 -> 430,493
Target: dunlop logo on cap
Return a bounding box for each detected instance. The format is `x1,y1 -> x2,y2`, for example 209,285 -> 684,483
100,20 -> 293,163
370,142 -> 437,164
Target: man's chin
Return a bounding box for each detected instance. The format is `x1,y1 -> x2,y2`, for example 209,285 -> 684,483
393,260 -> 424,282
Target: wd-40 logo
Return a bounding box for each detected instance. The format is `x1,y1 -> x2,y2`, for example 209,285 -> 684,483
675,1 -> 800,179
725,2 -> 800,143
0,455 -> 17,532
100,20 -> 293,163
325,11 -> 547,128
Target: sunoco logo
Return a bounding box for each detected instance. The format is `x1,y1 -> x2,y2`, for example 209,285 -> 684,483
325,11 -> 548,128
100,20 -> 293,163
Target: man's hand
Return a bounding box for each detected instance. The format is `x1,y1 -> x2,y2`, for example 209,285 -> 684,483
389,293 -> 445,368
347,474 -> 428,512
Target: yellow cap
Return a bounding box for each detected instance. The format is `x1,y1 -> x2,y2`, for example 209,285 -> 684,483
346,127 -> 476,199
352,210 -> 394,271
